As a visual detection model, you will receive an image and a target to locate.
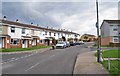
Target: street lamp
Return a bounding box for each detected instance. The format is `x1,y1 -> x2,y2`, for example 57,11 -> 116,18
96,0 -> 101,62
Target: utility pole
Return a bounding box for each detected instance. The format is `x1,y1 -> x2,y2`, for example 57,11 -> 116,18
96,0 -> 100,62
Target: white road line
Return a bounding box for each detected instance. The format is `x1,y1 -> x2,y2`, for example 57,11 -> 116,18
20,56 -> 24,59
2,53 -> 37,64
25,62 -> 40,71
11,58 -> 15,60
24,55 -> 28,58
52,55 -> 55,57
28,55 -> 31,56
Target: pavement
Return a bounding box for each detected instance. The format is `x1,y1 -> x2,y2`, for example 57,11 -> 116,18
73,51 -> 109,74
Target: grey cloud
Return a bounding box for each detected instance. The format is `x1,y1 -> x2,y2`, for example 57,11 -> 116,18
2,2 -> 117,35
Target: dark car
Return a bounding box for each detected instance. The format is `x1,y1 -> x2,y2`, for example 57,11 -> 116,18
69,41 -> 75,46
65,41 -> 70,47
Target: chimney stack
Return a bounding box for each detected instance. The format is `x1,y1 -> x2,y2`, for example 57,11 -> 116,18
3,16 -> 6,20
31,22 -> 33,25
16,19 -> 19,22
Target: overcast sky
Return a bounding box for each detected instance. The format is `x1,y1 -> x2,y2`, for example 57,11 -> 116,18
1,0 -> 119,35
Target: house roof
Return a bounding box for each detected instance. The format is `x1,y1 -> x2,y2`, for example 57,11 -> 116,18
0,34 -> 11,37
104,20 -> 120,24
0,19 -> 80,35
100,20 -> 120,29
82,34 -> 96,37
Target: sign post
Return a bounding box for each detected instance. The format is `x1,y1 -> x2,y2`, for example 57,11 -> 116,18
96,0 -> 101,62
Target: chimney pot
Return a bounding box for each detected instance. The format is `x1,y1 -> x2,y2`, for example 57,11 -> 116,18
16,19 -> 19,22
3,16 -> 6,20
31,22 -> 33,25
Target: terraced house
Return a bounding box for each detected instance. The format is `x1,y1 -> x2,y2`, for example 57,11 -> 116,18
0,19 -> 80,48
100,20 -> 120,47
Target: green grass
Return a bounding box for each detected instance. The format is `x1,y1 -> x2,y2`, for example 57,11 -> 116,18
102,60 -> 120,75
0,45 -> 51,52
102,50 -> 120,58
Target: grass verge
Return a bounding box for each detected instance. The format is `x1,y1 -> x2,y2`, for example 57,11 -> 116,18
102,50 -> 120,58
102,60 -> 120,75
0,46 -> 51,52
95,50 -> 120,58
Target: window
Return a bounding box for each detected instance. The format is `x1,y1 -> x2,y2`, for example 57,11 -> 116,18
58,33 -> 60,37
54,33 -> 56,36
11,38 -> 20,45
49,32 -> 51,36
31,30 -> 34,34
61,33 -> 63,36
40,39 -> 44,44
113,36 -> 119,43
114,39 -> 118,42
22,28 -> 25,34
113,28 -> 118,31
68,34 -> 69,37
45,31 -> 47,35
11,27 -> 15,33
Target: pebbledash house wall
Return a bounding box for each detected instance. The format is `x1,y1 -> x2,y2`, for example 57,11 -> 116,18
1,19 -> 80,48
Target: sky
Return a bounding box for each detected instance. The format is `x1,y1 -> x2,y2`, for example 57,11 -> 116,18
1,0 -> 119,36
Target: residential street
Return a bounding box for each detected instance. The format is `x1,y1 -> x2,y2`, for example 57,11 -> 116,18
2,43 -> 93,74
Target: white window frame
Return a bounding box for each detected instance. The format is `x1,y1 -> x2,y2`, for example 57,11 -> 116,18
113,36 -> 119,43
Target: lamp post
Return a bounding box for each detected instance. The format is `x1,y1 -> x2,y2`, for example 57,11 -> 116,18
96,0 -> 101,62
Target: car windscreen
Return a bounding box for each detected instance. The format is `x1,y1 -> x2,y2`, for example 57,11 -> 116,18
58,42 -> 64,44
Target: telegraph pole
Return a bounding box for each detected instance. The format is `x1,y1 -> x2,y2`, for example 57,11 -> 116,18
96,0 -> 100,62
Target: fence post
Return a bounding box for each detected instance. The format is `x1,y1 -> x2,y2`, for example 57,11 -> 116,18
108,57 -> 110,71
102,50 -> 104,61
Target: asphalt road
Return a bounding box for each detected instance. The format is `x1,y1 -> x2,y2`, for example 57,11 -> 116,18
2,43 -> 94,74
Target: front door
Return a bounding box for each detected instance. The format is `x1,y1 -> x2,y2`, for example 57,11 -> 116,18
32,38 -> 37,46
22,39 -> 28,48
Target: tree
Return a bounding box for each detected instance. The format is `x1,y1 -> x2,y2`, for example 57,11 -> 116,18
62,36 -> 66,41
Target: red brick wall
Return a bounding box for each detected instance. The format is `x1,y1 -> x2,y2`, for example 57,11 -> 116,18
101,36 -> 112,46
3,36 -> 11,49
6,36 -> 11,48
28,39 -> 32,48
37,37 -> 40,46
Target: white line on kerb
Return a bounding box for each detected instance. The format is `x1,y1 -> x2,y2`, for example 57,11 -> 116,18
25,62 -> 40,71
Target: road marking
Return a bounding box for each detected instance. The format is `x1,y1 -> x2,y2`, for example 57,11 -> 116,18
25,62 -> 40,71
20,56 -> 24,59
52,55 -> 55,57
11,58 -> 15,60
2,52 -> 39,64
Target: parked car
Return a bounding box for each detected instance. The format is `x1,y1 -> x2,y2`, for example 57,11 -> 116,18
56,42 -> 66,49
65,41 -> 70,47
79,41 -> 84,44
69,41 -> 76,46
75,41 -> 84,45
75,42 -> 81,45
